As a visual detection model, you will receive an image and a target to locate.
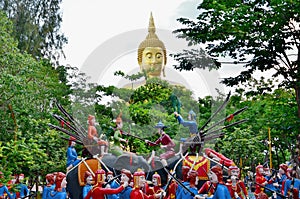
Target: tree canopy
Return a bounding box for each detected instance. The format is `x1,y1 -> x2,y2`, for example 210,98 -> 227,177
173,0 -> 300,118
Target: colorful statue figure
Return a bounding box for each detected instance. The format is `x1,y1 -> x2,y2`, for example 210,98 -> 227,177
0,172 -> 13,199
87,115 -> 108,156
263,167 -> 277,197
42,173 -> 55,199
204,148 -> 236,168
119,169 -> 132,199
66,136 -> 81,172
130,169 -> 162,199
105,171 -> 120,199
276,163 -> 289,196
175,165 -> 191,197
176,170 -> 199,199
283,168 -> 300,198
84,169 -> 127,199
208,165 -> 231,199
112,113 -> 128,155
226,166 -> 248,199
169,94 -> 181,114
174,110 -> 199,154
15,174 -> 29,199
48,172 -> 67,199
254,165 -> 268,197
146,121 -> 175,167
146,172 -> 163,196
82,171 -> 93,199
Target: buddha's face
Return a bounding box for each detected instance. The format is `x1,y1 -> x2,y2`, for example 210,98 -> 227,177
141,47 -> 165,78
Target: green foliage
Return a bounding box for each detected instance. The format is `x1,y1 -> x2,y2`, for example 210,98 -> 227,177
0,11 -> 70,178
173,0 -> 300,119
0,0 -> 67,64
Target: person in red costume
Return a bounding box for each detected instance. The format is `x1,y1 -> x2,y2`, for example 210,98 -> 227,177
146,121 -> 175,167
254,165 -> 268,198
146,172 -> 163,196
226,165 -> 248,199
130,169 -> 163,199
204,148 -> 235,168
87,115 -> 108,156
84,169 -> 128,199
198,179 -> 216,196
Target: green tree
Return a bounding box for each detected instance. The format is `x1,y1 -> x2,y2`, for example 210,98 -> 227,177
0,10 -> 69,180
0,0 -> 67,64
173,0 -> 300,119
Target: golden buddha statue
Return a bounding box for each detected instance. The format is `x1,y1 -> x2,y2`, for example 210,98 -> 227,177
137,12 -> 167,79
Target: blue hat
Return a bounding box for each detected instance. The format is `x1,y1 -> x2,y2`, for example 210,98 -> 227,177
189,110 -> 196,116
154,121 -> 167,129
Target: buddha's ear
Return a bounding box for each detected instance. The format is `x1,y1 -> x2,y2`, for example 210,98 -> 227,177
162,67 -> 166,77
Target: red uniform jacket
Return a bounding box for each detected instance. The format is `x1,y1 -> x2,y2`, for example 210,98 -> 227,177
84,185 -> 124,199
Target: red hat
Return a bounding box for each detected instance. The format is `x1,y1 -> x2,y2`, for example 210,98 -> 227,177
107,171 -> 113,176
256,165 -> 264,173
121,169 -> 132,182
133,169 -> 145,188
210,165 -> 223,182
46,173 -> 55,185
55,172 -> 66,191
94,169 -> 106,184
279,164 -> 288,173
152,172 -> 161,186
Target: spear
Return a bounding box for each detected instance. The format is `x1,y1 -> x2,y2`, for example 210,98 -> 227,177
198,91 -> 231,132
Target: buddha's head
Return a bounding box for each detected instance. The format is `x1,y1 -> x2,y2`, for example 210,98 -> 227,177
137,12 -> 167,79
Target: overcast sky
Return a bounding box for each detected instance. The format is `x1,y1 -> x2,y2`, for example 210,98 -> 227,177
59,0 -> 243,98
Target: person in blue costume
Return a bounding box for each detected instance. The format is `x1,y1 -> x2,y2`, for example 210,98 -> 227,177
119,169 -> 132,199
195,165 -> 231,199
82,171 -> 93,199
66,136 -> 81,173
48,172 -> 67,199
15,174 -> 29,199
176,170 -> 199,199
0,172 -> 13,199
283,168 -> 300,198
174,110 -> 199,155
42,173 -> 55,199
175,165 -> 191,198
105,171 -> 120,199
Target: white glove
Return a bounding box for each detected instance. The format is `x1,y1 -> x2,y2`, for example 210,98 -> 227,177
234,192 -> 239,199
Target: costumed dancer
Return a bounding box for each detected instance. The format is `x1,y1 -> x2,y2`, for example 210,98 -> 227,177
66,136 -> 81,173
263,167 -> 277,197
226,166 -> 248,199
174,110 -> 200,155
0,172 -> 13,199
84,169 -> 127,199
82,171 -> 93,199
119,169 -> 132,199
146,121 -> 175,167
42,173 -> 55,199
130,169 -> 163,199
48,172 -> 67,199
87,115 -> 108,156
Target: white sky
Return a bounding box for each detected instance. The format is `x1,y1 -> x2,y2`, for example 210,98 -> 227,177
59,0 -> 245,98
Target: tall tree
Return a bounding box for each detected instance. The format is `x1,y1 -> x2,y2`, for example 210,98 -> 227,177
0,0 -> 67,64
172,0 -> 300,118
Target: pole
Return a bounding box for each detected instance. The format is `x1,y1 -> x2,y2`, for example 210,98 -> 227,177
268,127 -> 272,169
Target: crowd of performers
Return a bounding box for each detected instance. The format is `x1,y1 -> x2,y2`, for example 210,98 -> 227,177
0,172 -> 30,199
